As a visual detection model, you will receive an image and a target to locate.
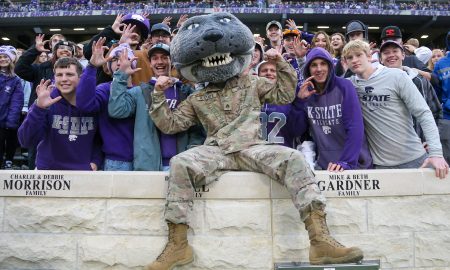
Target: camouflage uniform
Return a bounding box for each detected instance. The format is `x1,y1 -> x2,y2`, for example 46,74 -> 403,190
150,59 -> 326,224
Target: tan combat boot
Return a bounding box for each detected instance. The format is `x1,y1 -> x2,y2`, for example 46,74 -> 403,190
146,223 -> 194,270
304,209 -> 363,265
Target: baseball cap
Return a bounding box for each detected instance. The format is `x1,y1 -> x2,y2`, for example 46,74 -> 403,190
282,28 -> 300,38
414,46 -> 432,64
148,43 -> 170,58
122,14 -> 150,39
345,20 -> 367,40
266,20 -> 282,31
379,40 -> 404,52
151,23 -> 171,36
381,26 -> 402,40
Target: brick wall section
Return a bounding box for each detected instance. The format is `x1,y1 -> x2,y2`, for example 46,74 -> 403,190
0,169 -> 449,269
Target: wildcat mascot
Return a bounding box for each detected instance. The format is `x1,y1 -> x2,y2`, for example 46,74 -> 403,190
146,13 -> 363,269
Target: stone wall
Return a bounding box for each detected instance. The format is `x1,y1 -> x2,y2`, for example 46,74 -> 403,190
0,169 -> 449,270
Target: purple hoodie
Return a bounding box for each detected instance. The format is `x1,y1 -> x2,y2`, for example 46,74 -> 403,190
76,65 -> 134,162
18,68 -> 102,170
288,47 -> 372,170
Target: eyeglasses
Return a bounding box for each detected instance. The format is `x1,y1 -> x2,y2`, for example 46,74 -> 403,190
282,29 -> 300,37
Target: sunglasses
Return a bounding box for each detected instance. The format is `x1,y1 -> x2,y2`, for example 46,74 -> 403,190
57,45 -> 73,52
282,29 -> 300,37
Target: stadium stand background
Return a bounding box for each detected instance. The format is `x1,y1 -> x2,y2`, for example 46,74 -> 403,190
0,0 -> 449,52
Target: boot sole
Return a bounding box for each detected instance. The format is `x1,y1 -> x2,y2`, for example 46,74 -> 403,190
310,250 -> 363,265
168,255 -> 194,270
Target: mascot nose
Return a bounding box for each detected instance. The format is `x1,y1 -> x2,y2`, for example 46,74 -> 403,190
203,30 -> 224,42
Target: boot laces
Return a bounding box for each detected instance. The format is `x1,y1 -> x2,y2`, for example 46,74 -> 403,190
318,216 -> 344,248
156,228 -> 176,261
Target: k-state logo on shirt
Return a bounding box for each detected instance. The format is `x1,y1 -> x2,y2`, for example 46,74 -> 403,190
307,104 -> 342,126
52,115 -> 95,135
322,125 -> 332,134
359,85 -> 391,111
364,86 -> 374,94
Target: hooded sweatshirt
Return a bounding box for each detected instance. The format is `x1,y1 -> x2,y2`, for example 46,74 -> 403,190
76,65 -> 134,163
0,73 -> 23,129
18,73 -> 102,170
108,71 -> 206,171
288,47 -> 372,170
433,31 -> 450,120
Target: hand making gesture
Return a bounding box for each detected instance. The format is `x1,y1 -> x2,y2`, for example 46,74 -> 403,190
35,34 -> 50,52
119,24 -> 139,46
176,14 -> 189,28
265,47 -> 282,63
89,37 -> 109,67
285,19 -> 298,29
36,79 -> 61,109
293,36 -> 309,58
112,13 -> 126,35
297,76 -> 316,99
118,48 -> 141,75
162,16 -> 173,26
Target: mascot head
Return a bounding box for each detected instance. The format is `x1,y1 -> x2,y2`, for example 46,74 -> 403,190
170,13 -> 254,84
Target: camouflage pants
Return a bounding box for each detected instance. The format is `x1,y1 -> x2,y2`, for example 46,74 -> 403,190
165,144 -> 326,224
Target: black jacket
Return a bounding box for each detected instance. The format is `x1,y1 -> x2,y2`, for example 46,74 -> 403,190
84,26 -> 120,85
14,45 -> 54,107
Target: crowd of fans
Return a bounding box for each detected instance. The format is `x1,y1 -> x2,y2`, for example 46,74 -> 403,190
1,0 -> 449,12
270,0 -> 449,10
0,13 -> 449,177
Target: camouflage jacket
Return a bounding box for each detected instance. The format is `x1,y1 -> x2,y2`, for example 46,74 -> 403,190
149,60 -> 297,154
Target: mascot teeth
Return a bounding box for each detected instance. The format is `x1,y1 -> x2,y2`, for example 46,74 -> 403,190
202,53 -> 232,67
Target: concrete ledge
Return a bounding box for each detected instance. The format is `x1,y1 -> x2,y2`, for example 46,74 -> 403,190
1,169 -> 448,198
1,169 -> 449,269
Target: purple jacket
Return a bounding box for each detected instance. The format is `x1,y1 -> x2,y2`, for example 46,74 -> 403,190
288,47 -> 372,170
18,68 -> 102,170
76,65 -> 134,162
0,73 -> 24,129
